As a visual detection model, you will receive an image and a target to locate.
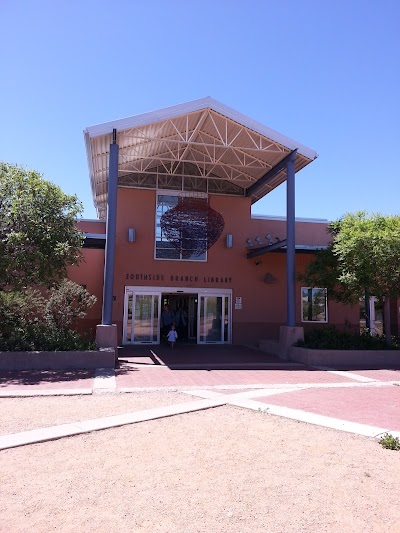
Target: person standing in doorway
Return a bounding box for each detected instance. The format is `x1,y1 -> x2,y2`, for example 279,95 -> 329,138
161,304 -> 174,341
174,305 -> 188,340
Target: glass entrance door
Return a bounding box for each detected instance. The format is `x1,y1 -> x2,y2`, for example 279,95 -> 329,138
123,288 -> 231,345
124,292 -> 160,344
198,294 -> 230,344
188,295 -> 198,340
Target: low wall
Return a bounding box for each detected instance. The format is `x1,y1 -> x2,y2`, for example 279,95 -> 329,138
0,348 -> 115,371
234,323 -> 281,346
289,346 -> 400,369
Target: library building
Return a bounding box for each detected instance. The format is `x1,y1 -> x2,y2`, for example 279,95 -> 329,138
68,97 -> 397,350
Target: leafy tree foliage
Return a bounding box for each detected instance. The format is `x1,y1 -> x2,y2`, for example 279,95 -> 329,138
300,212 -> 400,341
329,212 -> 400,302
0,163 -> 96,351
298,247 -> 356,304
0,162 -> 84,289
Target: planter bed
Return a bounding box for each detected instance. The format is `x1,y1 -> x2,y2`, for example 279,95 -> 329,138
0,348 -> 115,371
289,346 -> 400,369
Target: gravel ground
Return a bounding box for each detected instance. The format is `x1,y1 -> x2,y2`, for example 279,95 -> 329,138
1,398 -> 400,533
0,392 -> 189,434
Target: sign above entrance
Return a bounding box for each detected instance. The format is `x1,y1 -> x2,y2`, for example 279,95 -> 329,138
125,272 -> 232,284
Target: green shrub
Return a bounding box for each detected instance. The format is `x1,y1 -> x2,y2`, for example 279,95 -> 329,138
296,326 -> 400,350
0,289 -> 45,351
379,433 -> 400,450
0,281 -> 96,351
45,279 -> 96,330
29,323 -> 96,351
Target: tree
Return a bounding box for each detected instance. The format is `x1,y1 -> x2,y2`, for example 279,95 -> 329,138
0,162 -> 84,289
300,211 -> 400,344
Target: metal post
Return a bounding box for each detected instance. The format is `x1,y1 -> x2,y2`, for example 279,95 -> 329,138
364,289 -> 371,330
286,151 -> 297,326
102,129 -> 119,325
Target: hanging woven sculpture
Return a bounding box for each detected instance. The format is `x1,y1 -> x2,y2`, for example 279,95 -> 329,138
160,196 -> 225,258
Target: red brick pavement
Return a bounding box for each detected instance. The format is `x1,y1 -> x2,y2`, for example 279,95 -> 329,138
343,369 -> 400,382
0,366 -> 361,394
115,366 -> 357,389
255,386 -> 400,431
0,359 -> 399,438
1,344 -> 398,439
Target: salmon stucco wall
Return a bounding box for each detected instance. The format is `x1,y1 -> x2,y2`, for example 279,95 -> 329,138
67,248 -> 105,337
71,188 -> 359,345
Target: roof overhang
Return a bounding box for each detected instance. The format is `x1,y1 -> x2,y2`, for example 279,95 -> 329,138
84,97 -> 318,218
247,244 -> 328,259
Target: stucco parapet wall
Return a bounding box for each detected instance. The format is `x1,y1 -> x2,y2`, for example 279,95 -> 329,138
0,348 -> 115,371
289,346 -> 400,369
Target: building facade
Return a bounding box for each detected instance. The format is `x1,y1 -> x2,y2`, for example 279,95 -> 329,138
68,98 -> 361,346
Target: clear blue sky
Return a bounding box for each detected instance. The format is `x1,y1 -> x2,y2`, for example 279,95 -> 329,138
1,0 -> 399,221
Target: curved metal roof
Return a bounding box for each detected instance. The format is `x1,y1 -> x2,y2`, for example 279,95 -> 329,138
84,97 -> 318,218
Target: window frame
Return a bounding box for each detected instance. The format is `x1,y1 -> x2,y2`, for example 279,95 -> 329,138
301,287 -> 328,323
154,190 -> 208,262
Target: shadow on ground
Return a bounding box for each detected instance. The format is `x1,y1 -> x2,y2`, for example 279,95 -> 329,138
118,344 -> 310,371
0,366 -> 134,386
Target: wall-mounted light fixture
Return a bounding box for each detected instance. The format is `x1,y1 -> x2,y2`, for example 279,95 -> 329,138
128,228 -> 136,243
226,234 -> 233,248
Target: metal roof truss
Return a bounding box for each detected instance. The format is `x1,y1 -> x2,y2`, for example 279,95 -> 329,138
86,100 -> 317,218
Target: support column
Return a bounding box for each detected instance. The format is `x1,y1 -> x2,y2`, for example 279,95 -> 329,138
96,129 -> 119,366
102,129 -> 119,326
278,151 -> 303,360
369,296 -> 377,335
286,151 -> 296,326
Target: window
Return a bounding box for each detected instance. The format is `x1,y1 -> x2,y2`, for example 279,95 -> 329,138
155,192 -> 207,261
301,287 -> 328,322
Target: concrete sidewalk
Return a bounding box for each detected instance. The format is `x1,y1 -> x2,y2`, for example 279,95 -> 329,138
1,347 -> 399,451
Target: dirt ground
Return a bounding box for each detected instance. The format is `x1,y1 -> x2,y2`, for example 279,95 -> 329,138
1,394 -> 400,532
0,392 -> 187,434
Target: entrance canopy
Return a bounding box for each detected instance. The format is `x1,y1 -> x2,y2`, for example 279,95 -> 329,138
84,97 -> 318,219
